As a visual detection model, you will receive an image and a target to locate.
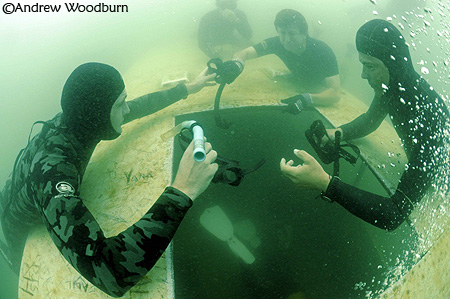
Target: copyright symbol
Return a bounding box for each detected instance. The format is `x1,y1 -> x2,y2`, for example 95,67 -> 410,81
3,3 -> 15,14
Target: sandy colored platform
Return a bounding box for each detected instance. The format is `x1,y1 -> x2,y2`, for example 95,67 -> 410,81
19,41 -> 450,298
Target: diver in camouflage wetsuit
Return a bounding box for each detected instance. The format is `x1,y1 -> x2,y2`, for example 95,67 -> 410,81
0,63 -> 218,297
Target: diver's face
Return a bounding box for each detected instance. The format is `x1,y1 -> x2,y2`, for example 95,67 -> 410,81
359,52 -> 390,97
277,25 -> 307,55
110,89 -> 130,134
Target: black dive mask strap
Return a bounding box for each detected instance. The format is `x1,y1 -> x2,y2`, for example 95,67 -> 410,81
207,58 -> 232,129
305,120 -> 360,175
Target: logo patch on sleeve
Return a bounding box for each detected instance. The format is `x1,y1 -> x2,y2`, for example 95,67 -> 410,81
55,181 -> 75,196
261,40 -> 267,50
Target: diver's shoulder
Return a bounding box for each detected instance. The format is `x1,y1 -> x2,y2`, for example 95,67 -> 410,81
308,37 -> 332,48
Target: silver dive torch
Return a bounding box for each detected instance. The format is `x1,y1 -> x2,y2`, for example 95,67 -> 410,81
161,120 -> 206,162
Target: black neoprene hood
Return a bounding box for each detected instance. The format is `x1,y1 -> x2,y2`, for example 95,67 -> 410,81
356,19 -> 415,86
61,62 -> 125,141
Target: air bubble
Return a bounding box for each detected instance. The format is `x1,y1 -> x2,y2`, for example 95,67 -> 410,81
421,67 -> 430,75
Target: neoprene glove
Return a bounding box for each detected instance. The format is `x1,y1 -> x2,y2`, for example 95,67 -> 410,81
281,93 -> 313,115
219,59 -> 245,84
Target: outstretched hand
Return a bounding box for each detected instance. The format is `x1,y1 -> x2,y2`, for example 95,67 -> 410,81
280,149 -> 331,191
185,68 -> 217,95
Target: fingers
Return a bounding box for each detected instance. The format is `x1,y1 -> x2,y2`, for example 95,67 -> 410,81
280,158 -> 295,176
210,162 -> 219,173
204,149 -> 217,164
280,158 -> 287,170
184,139 -> 195,153
204,141 -> 212,153
293,149 -> 314,164
205,73 -> 217,81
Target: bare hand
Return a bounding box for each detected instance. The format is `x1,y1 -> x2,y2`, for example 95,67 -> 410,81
280,149 -> 331,191
185,68 -> 217,95
171,140 -> 218,201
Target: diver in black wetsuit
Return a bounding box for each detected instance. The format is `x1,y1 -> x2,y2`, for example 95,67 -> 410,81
0,63 -> 218,297
198,0 -> 253,59
233,9 -> 341,106
280,19 -> 450,231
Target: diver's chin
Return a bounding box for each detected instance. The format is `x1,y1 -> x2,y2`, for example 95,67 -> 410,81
283,45 -> 295,53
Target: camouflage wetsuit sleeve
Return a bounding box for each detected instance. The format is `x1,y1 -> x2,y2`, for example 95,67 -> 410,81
123,83 -> 188,124
33,144 -> 193,297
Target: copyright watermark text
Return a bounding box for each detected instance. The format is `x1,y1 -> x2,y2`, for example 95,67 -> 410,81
2,2 -> 129,14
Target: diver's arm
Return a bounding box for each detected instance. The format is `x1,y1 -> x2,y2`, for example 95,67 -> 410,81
198,14 -> 216,58
124,84 -> 188,124
324,177 -> 406,231
281,149 -> 421,231
34,154 -> 192,297
234,10 -> 252,40
233,46 -> 258,62
339,95 -> 388,141
124,69 -> 215,124
309,75 -> 341,106
324,147 -> 431,231
42,188 -> 191,297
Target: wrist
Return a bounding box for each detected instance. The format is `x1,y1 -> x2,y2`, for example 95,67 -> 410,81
165,186 -> 193,203
318,173 -> 332,192
301,93 -> 312,105
233,58 -> 245,71
185,83 -> 193,95
177,83 -> 189,98
185,82 -> 199,96
170,183 -> 196,201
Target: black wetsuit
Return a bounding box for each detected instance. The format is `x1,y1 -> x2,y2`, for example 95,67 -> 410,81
0,84 -> 192,297
198,8 -> 252,58
322,20 -> 450,231
253,36 -> 339,90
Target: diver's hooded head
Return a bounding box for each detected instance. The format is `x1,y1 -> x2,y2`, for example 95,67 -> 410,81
356,19 -> 417,91
61,62 -> 125,143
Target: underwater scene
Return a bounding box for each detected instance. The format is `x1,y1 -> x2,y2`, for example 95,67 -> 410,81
1,0 -> 450,298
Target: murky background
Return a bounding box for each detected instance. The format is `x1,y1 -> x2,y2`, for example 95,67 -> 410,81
1,0 -> 449,298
